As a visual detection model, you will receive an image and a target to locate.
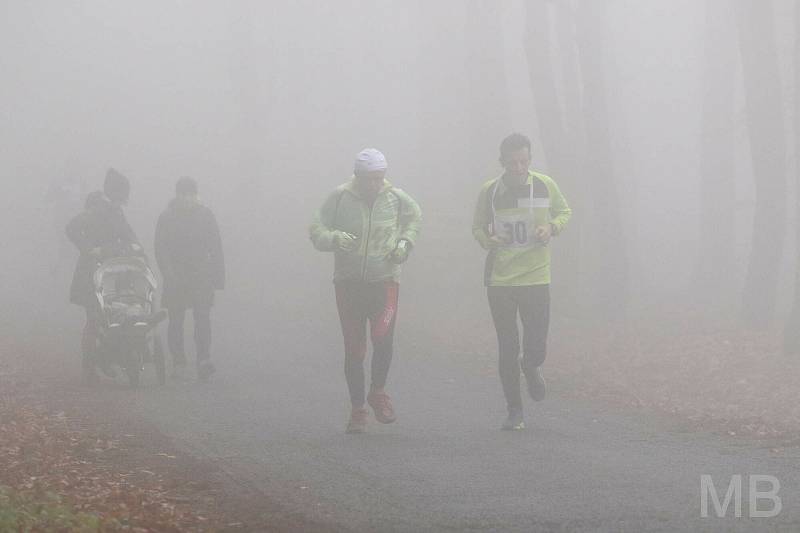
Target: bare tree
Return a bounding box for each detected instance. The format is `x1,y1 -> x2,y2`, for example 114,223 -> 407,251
735,0 -> 787,326
553,0 -> 585,193
695,0 -> 737,306
573,0 -> 629,314
784,1 -> 800,354
464,0 -> 510,175
524,1 -> 569,174
523,1 -> 586,310
522,1 -> 627,316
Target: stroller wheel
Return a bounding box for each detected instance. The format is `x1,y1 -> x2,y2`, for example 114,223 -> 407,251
124,348 -> 143,388
126,365 -> 141,388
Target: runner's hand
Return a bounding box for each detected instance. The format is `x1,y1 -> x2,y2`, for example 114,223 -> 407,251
332,231 -> 358,252
387,240 -> 410,264
487,235 -> 506,249
534,224 -> 552,244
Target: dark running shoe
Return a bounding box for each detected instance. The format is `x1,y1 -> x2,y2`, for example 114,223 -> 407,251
526,366 -> 546,402
501,407 -> 525,431
367,391 -> 396,424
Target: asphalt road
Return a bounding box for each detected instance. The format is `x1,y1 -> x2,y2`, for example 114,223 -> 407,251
31,310 -> 800,533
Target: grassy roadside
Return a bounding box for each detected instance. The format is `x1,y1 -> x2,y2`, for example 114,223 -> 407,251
0,487 -> 101,532
0,358 -> 229,532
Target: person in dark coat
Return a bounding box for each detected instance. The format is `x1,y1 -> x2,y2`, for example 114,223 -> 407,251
154,177 -> 224,381
65,169 -> 139,384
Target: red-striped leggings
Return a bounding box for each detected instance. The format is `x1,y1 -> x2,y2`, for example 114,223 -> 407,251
335,280 -> 399,407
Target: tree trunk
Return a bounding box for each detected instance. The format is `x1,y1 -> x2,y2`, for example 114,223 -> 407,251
524,1 -> 587,313
783,2 -> 800,353
574,1 -> 629,314
551,0 -> 588,311
464,0 -> 510,178
695,0 -> 737,306
524,1 -> 568,174
736,0 -> 787,326
554,0 -> 585,191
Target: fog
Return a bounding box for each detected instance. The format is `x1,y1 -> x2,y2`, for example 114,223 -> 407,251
2,1 -> 800,528
5,2 -> 797,331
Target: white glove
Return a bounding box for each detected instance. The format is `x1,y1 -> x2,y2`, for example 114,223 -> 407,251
332,231 -> 358,252
387,240 -> 410,264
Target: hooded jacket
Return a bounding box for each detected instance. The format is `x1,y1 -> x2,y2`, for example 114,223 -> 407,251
310,178 -> 422,283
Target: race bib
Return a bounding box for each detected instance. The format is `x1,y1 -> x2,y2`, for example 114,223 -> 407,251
493,212 -> 539,249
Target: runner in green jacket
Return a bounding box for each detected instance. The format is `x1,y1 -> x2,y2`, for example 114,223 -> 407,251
310,148 -> 422,434
472,133 -> 571,430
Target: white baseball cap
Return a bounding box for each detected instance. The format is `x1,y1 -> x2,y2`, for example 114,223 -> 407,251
354,148 -> 388,174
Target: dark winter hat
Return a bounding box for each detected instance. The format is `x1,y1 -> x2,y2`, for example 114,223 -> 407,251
103,168 -> 130,203
175,176 -> 198,196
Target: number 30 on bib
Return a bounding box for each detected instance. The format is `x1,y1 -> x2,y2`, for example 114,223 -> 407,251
493,213 -> 539,249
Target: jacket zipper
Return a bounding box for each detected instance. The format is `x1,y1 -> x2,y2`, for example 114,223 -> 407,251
361,200 -> 375,281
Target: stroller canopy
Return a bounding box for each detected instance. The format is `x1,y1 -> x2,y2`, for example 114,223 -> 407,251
93,256 -> 158,293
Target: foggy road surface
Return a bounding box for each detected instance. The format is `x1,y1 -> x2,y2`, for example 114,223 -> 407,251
44,327 -> 800,533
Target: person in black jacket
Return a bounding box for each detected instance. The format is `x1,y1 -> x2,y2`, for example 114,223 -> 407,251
66,169 -> 139,384
155,177 -> 225,381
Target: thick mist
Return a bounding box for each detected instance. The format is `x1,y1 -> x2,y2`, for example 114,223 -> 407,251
0,0 -> 798,382
4,1 -> 800,530
3,1 -> 797,352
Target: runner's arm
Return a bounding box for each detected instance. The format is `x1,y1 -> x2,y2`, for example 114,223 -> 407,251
472,182 -> 495,250
547,180 -> 572,235
394,189 -> 421,247
309,191 -> 340,252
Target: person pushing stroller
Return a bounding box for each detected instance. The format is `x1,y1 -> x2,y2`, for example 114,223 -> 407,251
66,169 -> 140,385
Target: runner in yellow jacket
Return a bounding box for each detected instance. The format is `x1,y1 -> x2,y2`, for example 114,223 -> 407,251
311,148 -> 422,434
472,133 -> 571,430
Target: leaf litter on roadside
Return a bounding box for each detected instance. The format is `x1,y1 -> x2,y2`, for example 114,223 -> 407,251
0,368 -> 226,531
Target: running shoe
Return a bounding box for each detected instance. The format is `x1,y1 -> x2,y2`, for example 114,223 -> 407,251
367,391 -> 396,424
346,407 -> 368,434
526,366 -> 546,401
501,407 -> 525,430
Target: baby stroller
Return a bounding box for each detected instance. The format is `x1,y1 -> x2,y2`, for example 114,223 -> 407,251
93,254 -> 166,387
